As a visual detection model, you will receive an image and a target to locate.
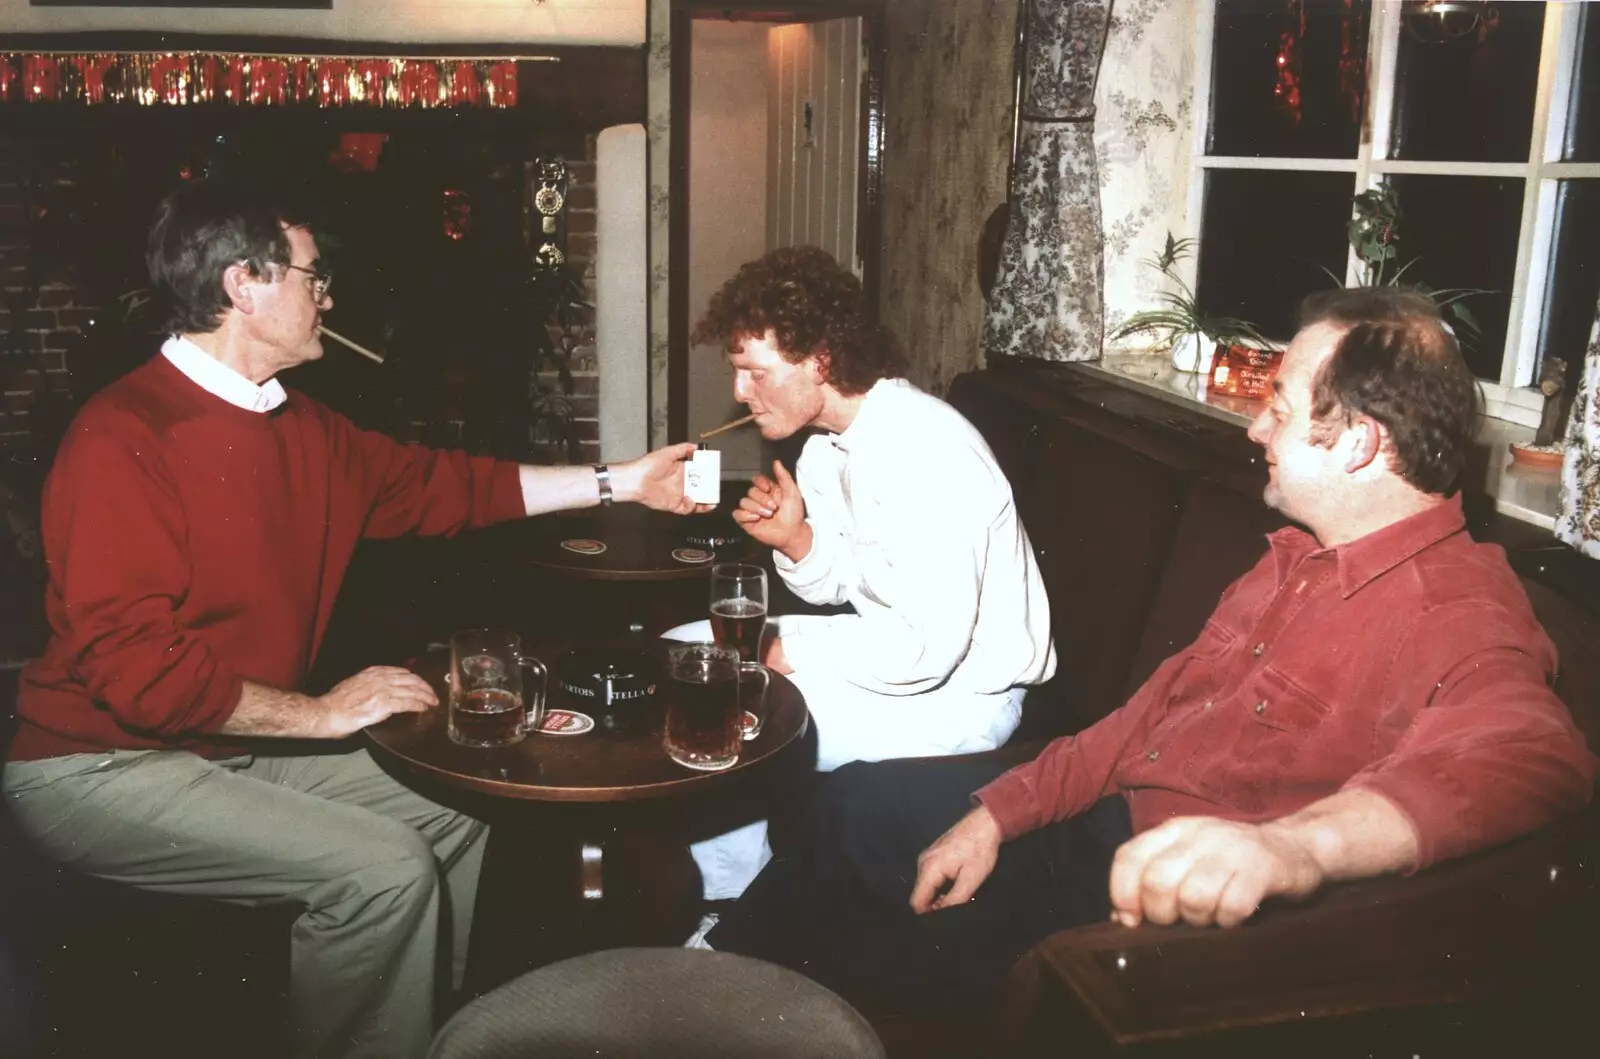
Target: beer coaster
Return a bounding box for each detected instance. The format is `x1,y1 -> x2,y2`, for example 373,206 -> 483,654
560,538 -> 607,555
535,709 -> 595,735
671,547 -> 714,564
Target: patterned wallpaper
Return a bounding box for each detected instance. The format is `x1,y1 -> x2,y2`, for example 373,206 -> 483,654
880,0 -> 1021,395
647,1 -> 672,448
648,0 -> 1196,420
879,0 -> 1196,388
1095,0 -> 1198,351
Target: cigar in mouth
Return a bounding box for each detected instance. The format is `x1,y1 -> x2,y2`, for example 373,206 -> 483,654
317,325 -> 384,364
699,413 -> 757,440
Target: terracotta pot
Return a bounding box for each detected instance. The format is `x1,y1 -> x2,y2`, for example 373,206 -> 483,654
1509,443 -> 1565,469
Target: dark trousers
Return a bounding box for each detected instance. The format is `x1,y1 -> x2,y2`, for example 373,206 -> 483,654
707,757 -> 1133,1014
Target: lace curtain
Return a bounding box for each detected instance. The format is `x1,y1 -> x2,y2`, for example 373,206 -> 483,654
1556,293 -> 1600,559
983,0 -> 1113,363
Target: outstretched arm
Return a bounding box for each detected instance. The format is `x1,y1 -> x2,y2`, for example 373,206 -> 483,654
1107,789 -> 1419,929
518,442 -> 711,517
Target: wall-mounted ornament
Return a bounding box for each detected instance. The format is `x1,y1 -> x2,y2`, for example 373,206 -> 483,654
530,159 -> 568,272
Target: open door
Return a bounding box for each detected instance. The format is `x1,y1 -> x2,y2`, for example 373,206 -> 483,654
669,1 -> 886,464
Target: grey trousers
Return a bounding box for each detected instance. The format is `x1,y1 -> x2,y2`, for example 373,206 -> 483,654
3,747 -> 487,1059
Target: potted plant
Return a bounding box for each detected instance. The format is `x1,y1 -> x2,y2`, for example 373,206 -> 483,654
1109,233 -> 1266,375
1335,184 -> 1486,347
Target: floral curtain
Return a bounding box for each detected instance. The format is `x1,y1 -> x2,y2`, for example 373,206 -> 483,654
983,0 -> 1114,363
1556,293 -> 1600,559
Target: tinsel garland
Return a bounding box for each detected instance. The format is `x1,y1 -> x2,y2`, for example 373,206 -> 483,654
0,52 -> 519,108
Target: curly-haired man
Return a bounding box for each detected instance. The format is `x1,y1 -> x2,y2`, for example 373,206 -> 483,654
668,246 -> 1056,915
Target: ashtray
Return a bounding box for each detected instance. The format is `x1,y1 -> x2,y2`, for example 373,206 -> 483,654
559,648 -> 659,735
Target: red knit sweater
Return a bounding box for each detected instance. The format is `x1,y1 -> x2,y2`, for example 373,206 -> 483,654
9,355 -> 526,761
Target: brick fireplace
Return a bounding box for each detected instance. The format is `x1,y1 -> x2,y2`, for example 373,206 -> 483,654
0,44 -> 644,476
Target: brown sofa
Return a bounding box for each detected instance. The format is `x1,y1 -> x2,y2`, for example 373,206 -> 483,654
925,358 -> 1600,1057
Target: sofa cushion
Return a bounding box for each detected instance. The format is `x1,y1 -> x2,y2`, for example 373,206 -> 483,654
1014,416 -> 1193,735
1124,475 -> 1287,700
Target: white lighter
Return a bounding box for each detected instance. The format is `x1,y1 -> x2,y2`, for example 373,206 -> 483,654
685,444 -> 721,505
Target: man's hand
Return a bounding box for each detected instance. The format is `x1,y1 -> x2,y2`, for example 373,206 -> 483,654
910,805 -> 1004,914
615,443 -> 715,515
733,460 -> 810,560
313,666 -> 438,738
1107,816 -> 1323,929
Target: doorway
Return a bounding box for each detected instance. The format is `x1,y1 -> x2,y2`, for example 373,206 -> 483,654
668,1 -> 886,475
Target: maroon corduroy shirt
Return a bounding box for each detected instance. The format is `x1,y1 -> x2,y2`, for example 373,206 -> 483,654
976,497 -> 1597,871
10,355 -> 527,762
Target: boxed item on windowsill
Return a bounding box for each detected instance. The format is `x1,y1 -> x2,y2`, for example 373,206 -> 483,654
1208,343 -> 1284,400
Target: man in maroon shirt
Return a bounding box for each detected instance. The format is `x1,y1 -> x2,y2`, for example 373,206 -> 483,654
700,288 -> 1597,1013
1,181 -> 707,1059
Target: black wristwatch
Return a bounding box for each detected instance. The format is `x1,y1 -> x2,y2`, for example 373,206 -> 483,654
594,464 -> 614,507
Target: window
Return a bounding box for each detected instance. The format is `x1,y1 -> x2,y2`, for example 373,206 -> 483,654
1190,0 -> 1600,428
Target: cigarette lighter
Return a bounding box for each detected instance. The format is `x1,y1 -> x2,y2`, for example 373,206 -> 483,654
685,444 -> 721,505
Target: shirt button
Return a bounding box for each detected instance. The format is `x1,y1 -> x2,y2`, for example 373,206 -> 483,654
1254,700 -> 1267,715
1202,699 -> 1214,711
1146,750 -> 1160,762
1253,643 -> 1266,657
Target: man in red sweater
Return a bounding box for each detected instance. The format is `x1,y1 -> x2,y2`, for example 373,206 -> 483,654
2,180 -> 706,1059
700,288 -> 1598,1013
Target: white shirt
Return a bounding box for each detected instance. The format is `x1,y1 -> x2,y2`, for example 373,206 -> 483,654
775,377 -> 1057,697
161,335 -> 287,413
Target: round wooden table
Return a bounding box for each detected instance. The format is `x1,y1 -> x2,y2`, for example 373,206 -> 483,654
470,506 -> 762,639
366,637 -> 808,801
478,505 -> 757,582
366,636 -> 810,988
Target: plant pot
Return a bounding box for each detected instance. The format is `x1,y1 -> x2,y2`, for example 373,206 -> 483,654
1171,333 -> 1215,375
1508,442 -> 1565,469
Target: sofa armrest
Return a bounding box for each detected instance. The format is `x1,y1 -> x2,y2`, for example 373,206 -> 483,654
1021,809 -> 1599,1049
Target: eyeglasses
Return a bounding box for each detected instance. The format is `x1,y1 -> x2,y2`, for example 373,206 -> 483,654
284,264 -> 333,302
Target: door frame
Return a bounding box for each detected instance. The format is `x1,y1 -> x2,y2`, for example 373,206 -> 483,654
667,0 -> 887,442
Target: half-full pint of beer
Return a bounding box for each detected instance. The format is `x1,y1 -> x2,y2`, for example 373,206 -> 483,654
446,629 -> 548,748
710,597 -> 767,662
664,643 -> 744,771
450,687 -> 524,747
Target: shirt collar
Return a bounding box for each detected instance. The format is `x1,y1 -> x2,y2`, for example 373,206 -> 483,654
161,335 -> 287,413
831,377 -> 909,454
1266,494 -> 1468,598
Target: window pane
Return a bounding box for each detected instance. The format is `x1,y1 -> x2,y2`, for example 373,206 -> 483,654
1385,174 -> 1522,379
1209,0 -> 1371,159
1538,181 -> 1600,396
1391,2 -> 1545,162
1564,2 -> 1600,161
1196,169 -> 1354,341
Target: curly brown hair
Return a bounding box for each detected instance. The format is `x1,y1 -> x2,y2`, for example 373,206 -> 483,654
1297,288 -> 1481,496
692,246 -> 905,396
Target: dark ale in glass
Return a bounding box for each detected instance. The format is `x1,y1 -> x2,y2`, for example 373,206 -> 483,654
664,660 -> 742,771
448,687 -> 525,748
710,598 -> 767,662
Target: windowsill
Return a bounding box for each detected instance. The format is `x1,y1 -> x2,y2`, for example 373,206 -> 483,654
1072,354 -> 1561,532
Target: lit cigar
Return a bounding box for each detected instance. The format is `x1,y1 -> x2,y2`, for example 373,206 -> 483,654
699,413 -> 757,440
317,325 -> 384,364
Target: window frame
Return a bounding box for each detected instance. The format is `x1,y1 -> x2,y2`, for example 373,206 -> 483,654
1184,0 -> 1600,429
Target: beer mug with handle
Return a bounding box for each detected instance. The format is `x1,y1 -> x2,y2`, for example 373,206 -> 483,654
447,629 -> 549,748
664,642 -> 769,771
708,562 -> 768,739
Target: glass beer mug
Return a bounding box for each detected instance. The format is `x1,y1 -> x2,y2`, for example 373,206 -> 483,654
447,629 -> 549,748
663,642 -> 769,771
